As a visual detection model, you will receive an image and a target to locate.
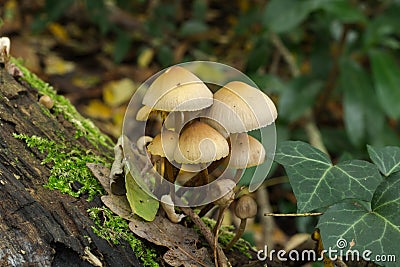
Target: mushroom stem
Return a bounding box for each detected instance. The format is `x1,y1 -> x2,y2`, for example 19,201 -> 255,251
198,202 -> 215,217
213,205 -> 229,267
165,160 -> 175,183
202,165 -> 210,185
233,168 -> 244,182
225,218 -> 247,251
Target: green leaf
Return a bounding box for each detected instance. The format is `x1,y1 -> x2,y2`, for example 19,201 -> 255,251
125,172 -> 159,222
275,141 -> 383,212
339,59 -> 385,147
263,0 -> 325,33
319,0 -> 366,23
367,145 -> 400,177
278,77 -> 323,122
179,20 -> 208,37
369,49 -> 400,119
318,173 -> 400,267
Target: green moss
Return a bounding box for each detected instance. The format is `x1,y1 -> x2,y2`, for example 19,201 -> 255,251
88,207 -> 159,267
13,133 -> 106,200
11,58 -> 114,150
201,217 -> 253,259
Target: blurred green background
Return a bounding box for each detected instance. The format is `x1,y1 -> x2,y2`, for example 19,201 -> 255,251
1,0 -> 399,256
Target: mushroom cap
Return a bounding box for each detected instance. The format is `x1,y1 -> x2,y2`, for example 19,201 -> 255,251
206,81 -> 277,133
174,121 -> 229,164
142,66 -> 213,112
147,129 -> 179,158
136,105 -> 152,121
235,195 -> 257,219
227,133 -> 266,169
211,179 -> 236,206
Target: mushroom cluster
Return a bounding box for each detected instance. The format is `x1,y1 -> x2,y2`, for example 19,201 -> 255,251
137,66 -> 277,191
135,64 -> 277,254
136,66 -> 275,206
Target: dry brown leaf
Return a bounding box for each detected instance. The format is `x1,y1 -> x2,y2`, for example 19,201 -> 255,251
101,195 -> 136,221
129,215 -> 213,267
86,163 -> 111,194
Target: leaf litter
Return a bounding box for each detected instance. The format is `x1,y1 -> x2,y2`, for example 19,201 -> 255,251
87,162 -> 214,267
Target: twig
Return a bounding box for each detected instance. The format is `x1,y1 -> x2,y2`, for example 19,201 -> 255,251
269,32 -> 300,77
256,189 -> 276,251
269,32 -> 328,154
180,206 -> 229,267
264,212 -> 323,217
316,25 -> 349,114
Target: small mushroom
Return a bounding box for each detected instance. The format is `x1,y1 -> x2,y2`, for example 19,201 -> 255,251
174,121 -> 229,186
161,194 -> 186,223
136,105 -> 153,121
136,136 -> 153,155
0,37 -> 10,63
147,130 -> 179,183
39,95 -> 54,109
225,194 -> 257,250
226,133 -> 266,182
142,66 -> 213,132
210,179 -> 236,265
206,81 -> 277,134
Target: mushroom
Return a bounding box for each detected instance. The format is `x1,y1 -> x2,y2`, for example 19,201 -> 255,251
136,105 -> 153,121
136,136 -> 153,155
0,37 -> 10,63
206,81 -> 277,134
210,179 -> 236,264
147,129 -> 179,183
226,133 -> 266,182
225,194 -> 257,250
174,121 -> 229,186
142,66 -> 213,132
161,194 -> 186,223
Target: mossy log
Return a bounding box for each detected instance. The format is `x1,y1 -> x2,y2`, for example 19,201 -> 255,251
0,65 -> 142,266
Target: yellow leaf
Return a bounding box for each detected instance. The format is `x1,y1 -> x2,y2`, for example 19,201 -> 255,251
44,54 -> 75,75
103,78 -> 137,107
138,48 -> 154,68
83,99 -> 112,120
48,23 -> 69,42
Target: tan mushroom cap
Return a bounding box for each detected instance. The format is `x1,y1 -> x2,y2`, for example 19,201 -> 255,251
142,66 -> 213,112
174,121 -> 229,164
227,133 -> 266,169
206,81 -> 277,133
136,105 -> 152,121
147,129 -> 179,158
235,195 -> 257,219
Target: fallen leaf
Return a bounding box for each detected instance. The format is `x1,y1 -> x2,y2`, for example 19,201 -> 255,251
86,163 -> 111,194
125,172 -> 159,221
83,99 -> 113,120
101,195 -> 136,221
103,78 -> 137,107
44,53 -> 76,75
129,215 -> 213,267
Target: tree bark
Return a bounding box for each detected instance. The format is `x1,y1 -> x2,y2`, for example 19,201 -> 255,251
0,66 -> 142,266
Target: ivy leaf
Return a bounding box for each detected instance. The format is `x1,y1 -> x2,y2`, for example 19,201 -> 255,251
317,173 -> 400,267
367,145 -> 400,177
262,0 -> 323,33
125,172 -> 159,221
275,141 -> 383,212
369,49 -> 400,119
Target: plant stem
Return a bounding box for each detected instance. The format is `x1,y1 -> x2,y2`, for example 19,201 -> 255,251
225,219 -> 246,251
264,212 -> 323,217
179,206 -> 229,267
